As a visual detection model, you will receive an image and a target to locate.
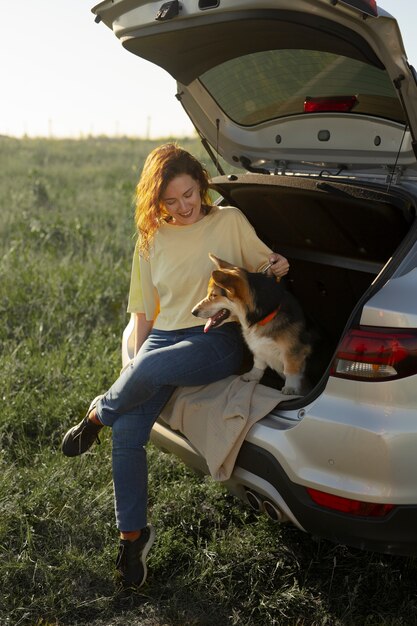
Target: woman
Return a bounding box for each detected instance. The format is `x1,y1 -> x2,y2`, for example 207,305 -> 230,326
62,143 -> 289,588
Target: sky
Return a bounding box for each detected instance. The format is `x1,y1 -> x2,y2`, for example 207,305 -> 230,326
2,0 -> 417,140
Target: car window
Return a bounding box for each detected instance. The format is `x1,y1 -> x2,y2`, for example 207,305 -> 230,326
200,49 -> 405,125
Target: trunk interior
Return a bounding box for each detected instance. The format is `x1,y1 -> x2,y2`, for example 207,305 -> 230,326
211,173 -> 416,394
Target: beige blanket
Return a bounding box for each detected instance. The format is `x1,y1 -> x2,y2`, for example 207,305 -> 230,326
160,375 -> 297,482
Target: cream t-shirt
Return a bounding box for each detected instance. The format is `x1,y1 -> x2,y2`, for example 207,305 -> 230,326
127,205 -> 273,330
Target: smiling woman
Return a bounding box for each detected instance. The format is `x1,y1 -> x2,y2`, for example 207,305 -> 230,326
135,144 -> 212,249
161,175 -> 205,225
61,141 -> 289,589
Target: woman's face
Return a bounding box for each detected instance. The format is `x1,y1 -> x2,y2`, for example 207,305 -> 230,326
160,174 -> 203,226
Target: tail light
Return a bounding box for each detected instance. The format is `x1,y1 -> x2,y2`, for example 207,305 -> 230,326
304,95 -> 358,113
338,0 -> 378,17
331,327 -> 417,381
307,488 -> 394,517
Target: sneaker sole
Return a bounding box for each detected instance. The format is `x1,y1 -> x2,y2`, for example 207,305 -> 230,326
138,525 -> 156,588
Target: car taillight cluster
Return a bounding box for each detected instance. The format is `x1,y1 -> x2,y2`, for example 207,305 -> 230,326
331,327 -> 417,381
307,488 -> 394,517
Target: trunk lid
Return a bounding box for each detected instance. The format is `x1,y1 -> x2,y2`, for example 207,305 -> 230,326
91,0 -> 417,180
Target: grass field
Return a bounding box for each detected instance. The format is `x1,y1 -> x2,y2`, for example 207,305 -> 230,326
1,135 -> 417,626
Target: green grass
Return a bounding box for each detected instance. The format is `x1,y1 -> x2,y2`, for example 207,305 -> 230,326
1,135 -> 417,625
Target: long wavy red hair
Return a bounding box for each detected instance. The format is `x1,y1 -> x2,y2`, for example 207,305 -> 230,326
135,143 -> 212,257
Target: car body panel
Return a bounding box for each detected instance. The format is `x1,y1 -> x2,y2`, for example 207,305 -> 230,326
361,266 -> 417,326
244,375 -> 417,503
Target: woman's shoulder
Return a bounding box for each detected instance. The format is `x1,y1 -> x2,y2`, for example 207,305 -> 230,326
211,205 -> 245,220
215,205 -> 254,231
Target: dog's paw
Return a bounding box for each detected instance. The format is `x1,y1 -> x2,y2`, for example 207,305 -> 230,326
242,367 -> 264,382
281,385 -> 300,395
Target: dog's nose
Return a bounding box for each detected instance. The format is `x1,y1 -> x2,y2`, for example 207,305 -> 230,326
191,306 -> 199,317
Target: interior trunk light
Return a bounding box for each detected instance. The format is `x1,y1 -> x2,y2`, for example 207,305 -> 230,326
304,95 -> 358,113
338,0 -> 378,17
331,327 -> 417,381
307,488 -> 394,517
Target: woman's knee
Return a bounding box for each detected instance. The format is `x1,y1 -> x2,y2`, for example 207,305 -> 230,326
130,348 -> 169,388
112,415 -> 152,449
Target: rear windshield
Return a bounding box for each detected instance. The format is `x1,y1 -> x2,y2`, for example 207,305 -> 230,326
200,49 -> 405,125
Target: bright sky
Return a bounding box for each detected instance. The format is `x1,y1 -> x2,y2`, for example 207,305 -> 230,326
2,0 -> 417,139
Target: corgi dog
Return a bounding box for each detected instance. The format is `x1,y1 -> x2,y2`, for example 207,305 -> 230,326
191,254 -> 312,395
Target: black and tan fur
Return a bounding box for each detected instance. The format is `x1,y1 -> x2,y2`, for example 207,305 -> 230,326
191,254 -> 312,395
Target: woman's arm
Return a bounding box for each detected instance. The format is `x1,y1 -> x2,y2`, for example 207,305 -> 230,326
134,313 -> 154,355
232,207 -> 290,279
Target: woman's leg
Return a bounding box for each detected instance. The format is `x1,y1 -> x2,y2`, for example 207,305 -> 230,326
108,324 -> 243,532
62,323 -> 243,457
62,323 -> 243,587
111,386 -> 174,532
96,323 -> 243,427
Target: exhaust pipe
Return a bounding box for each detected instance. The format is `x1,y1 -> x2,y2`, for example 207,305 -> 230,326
245,489 -> 264,512
245,490 -> 286,522
263,499 -> 285,522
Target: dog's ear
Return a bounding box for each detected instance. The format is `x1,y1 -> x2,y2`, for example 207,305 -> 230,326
212,269 -> 239,297
209,253 -> 235,270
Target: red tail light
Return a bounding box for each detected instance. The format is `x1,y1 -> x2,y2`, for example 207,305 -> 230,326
304,95 -> 358,113
307,488 -> 394,517
331,327 -> 417,381
338,0 -> 378,17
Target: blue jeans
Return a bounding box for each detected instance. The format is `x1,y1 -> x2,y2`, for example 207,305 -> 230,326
96,323 -> 243,532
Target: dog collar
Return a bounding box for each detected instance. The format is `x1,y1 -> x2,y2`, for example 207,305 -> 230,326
257,306 -> 280,326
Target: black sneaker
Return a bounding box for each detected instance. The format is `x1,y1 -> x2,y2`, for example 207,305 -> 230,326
61,395 -> 103,457
115,525 -> 156,589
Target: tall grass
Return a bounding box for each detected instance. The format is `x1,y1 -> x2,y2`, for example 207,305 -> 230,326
1,136 -> 417,625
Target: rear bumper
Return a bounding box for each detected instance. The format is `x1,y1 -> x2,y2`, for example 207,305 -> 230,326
152,418 -> 417,556
151,371 -> 417,557
237,442 -> 417,556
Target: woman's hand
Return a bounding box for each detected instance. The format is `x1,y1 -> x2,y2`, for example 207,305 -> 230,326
267,253 -> 290,280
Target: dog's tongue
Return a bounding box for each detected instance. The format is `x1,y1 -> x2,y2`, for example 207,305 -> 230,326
204,317 -> 215,333
203,308 -> 229,333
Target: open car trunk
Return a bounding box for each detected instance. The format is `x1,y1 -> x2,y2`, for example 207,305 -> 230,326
210,173 -> 417,395
92,0 -> 417,399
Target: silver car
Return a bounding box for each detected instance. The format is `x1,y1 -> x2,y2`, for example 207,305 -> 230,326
92,0 -> 417,556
